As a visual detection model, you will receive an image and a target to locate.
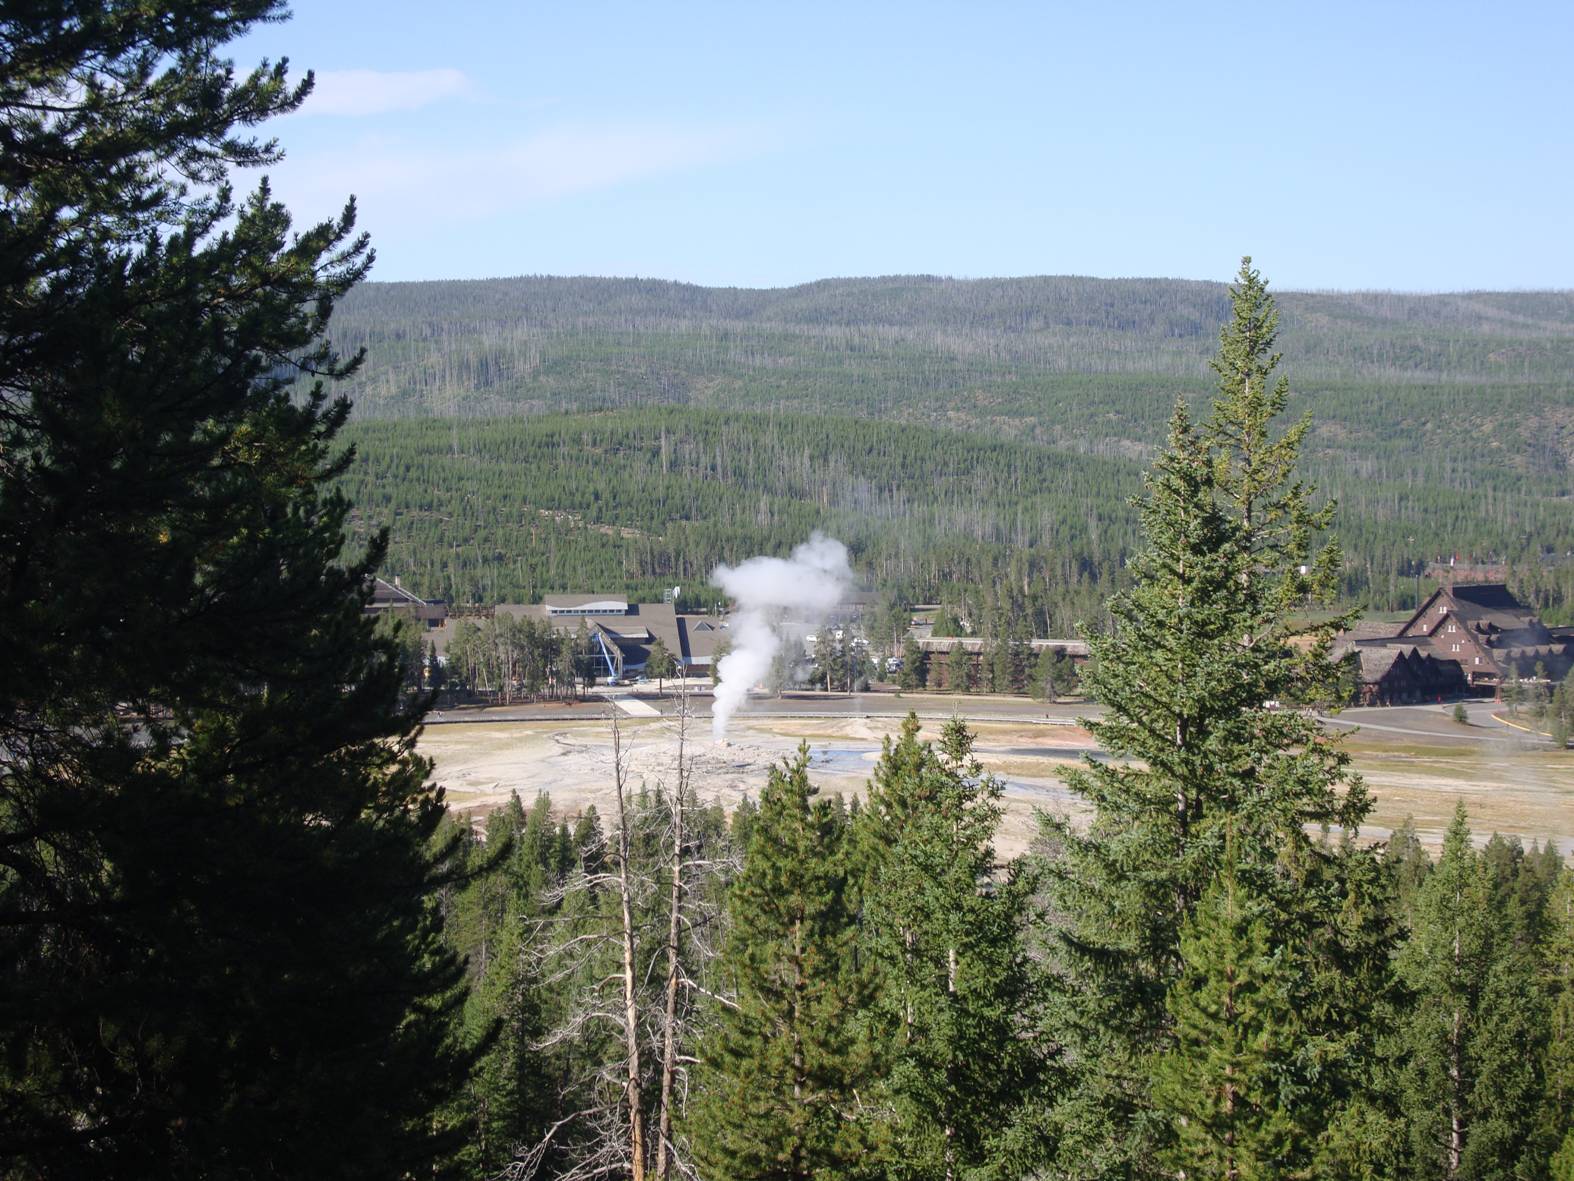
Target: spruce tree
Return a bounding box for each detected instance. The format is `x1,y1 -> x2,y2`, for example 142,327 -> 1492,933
449,797 -> 558,1178
1306,840 -> 1410,1180
1386,815 -> 1435,930
1151,831 -> 1301,1178
898,635 -> 928,690
0,5 -> 473,1174
646,638 -> 676,692
1396,804 -> 1552,1181
687,746 -> 872,1180
1037,260 -> 1368,1178
1545,867 -> 1574,1177
947,642 -> 972,693
854,716 -> 1047,1179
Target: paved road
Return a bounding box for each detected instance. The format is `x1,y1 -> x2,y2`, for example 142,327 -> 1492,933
424,689 -> 1092,727
1316,698 -> 1546,744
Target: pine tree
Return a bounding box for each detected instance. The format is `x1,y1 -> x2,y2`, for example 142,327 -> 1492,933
1034,644 -> 1077,701
1464,943 -> 1549,1178
988,635 -> 1013,693
899,635 -> 928,690
1036,261 -> 1368,1178
0,6 -> 475,1174
1386,816 -> 1435,930
1540,866 -> 1574,1177
1396,804 -> 1551,1181
1151,833 -> 1302,1179
947,642 -> 972,693
647,637 -> 676,693
688,746 -> 872,1180
855,716 -> 1047,1179
451,797 -> 559,1178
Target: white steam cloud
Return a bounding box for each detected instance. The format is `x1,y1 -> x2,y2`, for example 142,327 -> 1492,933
710,533 -> 852,741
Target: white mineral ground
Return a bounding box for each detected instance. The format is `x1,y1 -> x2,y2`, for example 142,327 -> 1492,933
417,714 -> 1574,859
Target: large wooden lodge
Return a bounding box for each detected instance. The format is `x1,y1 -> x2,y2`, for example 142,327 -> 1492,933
1335,583 -> 1573,704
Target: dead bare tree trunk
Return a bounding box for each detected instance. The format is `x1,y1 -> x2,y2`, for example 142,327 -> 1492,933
610,715 -> 648,1181
509,696 -> 730,1181
654,688 -> 689,1181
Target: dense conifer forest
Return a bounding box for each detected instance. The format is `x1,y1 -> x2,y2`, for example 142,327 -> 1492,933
441,763 -> 1574,1181
340,405 -> 1574,624
331,276 -> 1574,620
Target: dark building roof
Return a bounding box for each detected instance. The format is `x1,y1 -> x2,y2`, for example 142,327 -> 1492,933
677,616 -> 726,664
1353,646 -> 1406,681
1402,583 -> 1552,643
369,577 -> 430,608
366,577 -> 447,626
1340,619 -> 1405,642
427,601 -> 728,667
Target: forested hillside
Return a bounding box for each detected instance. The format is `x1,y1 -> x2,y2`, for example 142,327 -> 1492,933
339,407 -> 1574,625
331,273 -> 1574,618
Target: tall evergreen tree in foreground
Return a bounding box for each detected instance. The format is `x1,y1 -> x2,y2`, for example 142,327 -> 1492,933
1036,259 -> 1370,1178
0,4 -> 472,1175
687,747 -> 872,1181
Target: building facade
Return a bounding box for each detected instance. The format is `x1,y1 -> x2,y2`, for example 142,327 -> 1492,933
1336,582 -> 1571,700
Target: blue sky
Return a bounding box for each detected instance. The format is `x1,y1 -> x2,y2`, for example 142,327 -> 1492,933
239,1 -> 1573,290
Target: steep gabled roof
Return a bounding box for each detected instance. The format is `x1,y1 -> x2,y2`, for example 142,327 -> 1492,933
1354,646 -> 1407,681
677,616 -> 726,661
370,577 -> 427,606
1399,583 -> 1548,641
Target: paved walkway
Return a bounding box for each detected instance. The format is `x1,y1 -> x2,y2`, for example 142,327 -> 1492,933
608,696 -> 661,718
1316,713 -> 1487,741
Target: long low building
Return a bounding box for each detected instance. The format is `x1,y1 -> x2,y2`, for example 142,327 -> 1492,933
499,595 -> 725,679
916,636 -> 1089,658
424,594 -> 726,679
1339,644 -> 1466,706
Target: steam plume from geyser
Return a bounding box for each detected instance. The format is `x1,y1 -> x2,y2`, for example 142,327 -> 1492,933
710,533 -> 851,741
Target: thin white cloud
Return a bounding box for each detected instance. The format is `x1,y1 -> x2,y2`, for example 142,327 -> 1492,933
269,122 -> 760,221
497,125 -> 748,201
301,68 -> 473,117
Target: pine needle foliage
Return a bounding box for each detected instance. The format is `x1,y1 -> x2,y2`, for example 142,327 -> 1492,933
1037,259 -> 1369,1178
854,715 -> 1048,1180
0,5 -> 474,1175
1151,831 -> 1301,1180
687,747 -> 873,1181
1396,805 -> 1555,1181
